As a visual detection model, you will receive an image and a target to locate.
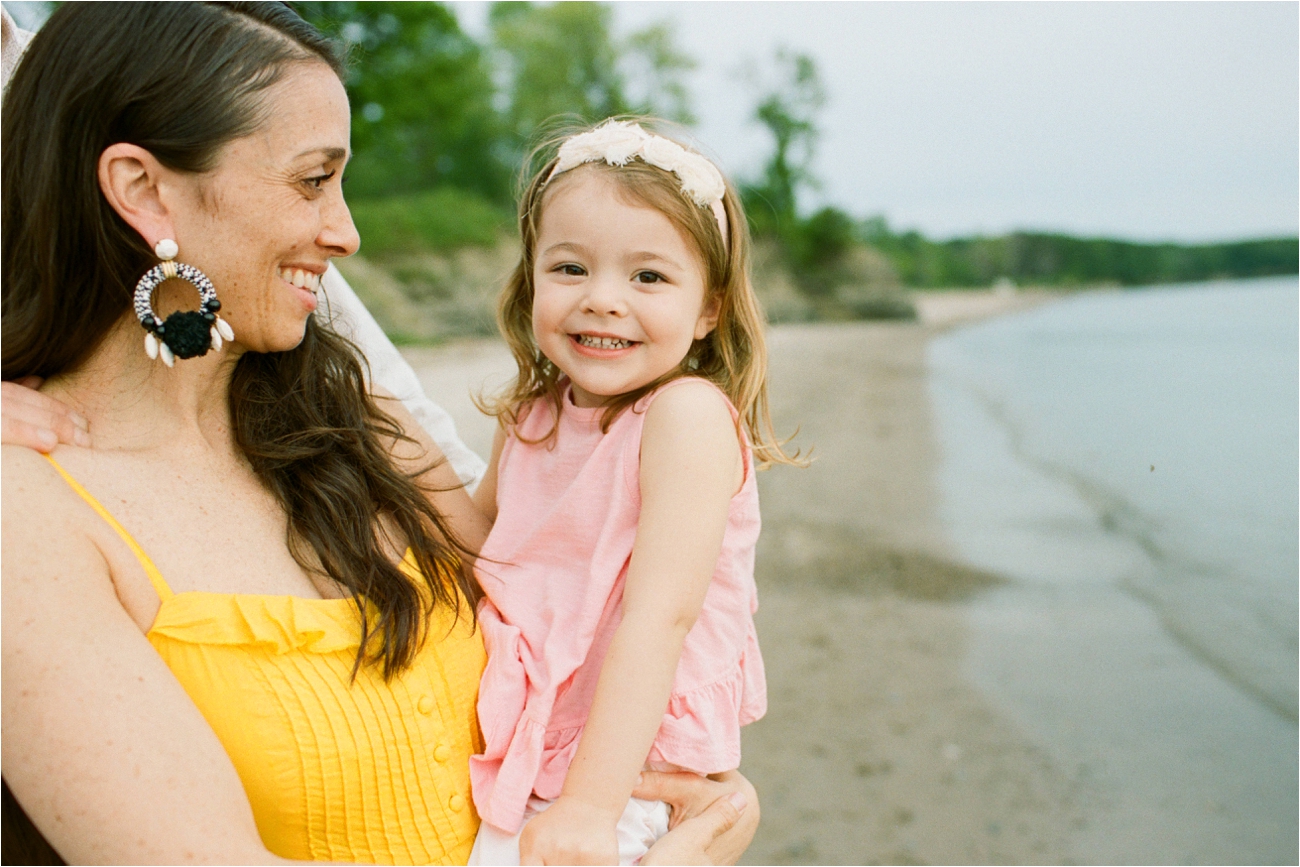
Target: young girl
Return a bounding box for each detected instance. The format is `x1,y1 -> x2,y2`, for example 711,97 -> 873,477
468,119 -> 800,866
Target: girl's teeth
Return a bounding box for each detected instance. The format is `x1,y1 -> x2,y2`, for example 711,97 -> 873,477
578,335 -> 632,349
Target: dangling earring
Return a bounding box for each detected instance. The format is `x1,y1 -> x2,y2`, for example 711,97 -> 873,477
132,239 -> 234,367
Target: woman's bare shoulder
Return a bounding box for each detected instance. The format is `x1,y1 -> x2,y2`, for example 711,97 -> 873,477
2,445 -> 119,613
2,444 -> 97,540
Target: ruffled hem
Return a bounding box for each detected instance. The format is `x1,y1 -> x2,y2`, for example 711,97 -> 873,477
145,550 -> 470,656
471,714 -> 550,833
148,592 -> 364,655
652,663 -> 766,772
477,659 -> 768,826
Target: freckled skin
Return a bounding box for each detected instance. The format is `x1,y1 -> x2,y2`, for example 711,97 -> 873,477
159,63 -> 359,355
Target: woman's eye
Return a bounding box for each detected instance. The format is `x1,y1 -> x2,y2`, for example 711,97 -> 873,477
305,170 -> 336,190
634,271 -> 665,284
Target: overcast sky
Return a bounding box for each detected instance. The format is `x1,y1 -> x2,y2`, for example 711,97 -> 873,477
10,1 -> 1296,243
455,1 -> 1298,243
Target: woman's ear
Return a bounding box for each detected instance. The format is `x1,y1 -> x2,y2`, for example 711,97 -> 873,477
694,295 -> 722,340
97,143 -> 176,250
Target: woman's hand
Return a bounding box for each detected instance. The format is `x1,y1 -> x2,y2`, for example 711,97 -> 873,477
519,795 -> 620,865
637,770 -> 759,866
1,377 -> 91,451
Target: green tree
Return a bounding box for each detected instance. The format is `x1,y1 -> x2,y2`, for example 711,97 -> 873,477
742,49 -> 826,233
488,2 -> 695,149
297,2 -> 510,201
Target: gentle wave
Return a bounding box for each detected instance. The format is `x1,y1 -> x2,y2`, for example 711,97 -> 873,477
929,277 -> 1299,718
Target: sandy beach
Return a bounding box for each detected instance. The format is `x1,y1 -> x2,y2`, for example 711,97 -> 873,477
397,290 -> 1118,865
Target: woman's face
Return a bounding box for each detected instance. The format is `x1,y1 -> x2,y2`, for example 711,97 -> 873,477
165,61 -> 359,353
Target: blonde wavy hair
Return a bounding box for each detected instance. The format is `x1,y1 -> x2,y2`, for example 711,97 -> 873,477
482,119 -> 803,469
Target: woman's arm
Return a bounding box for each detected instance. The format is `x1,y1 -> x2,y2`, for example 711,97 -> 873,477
320,265 -> 487,491
520,382 -> 744,865
372,390 -> 494,557
1,447 -> 290,865
472,422 -> 507,525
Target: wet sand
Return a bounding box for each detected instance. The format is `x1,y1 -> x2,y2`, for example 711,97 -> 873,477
401,290 -> 1087,865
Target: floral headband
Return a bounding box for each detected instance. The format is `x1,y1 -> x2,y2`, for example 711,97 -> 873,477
545,120 -> 730,249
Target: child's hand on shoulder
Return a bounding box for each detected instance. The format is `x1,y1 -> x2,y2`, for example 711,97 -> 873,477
519,795 -> 620,865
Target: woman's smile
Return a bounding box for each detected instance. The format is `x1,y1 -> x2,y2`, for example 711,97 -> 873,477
278,266 -> 324,313
167,62 -> 358,354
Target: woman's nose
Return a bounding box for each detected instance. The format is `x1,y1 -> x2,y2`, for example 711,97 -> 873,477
320,192 -> 361,258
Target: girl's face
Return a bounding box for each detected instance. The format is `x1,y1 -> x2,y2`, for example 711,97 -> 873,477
531,170 -> 719,408
164,62 -> 359,353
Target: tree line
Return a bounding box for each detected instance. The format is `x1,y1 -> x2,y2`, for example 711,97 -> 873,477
296,1 -> 1298,295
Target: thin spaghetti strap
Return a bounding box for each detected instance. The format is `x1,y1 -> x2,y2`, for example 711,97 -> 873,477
42,454 -> 174,602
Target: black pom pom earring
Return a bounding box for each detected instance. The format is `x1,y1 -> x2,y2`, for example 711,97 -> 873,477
133,239 -> 233,367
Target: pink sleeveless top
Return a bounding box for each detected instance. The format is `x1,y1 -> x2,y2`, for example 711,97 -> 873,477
469,378 -> 767,833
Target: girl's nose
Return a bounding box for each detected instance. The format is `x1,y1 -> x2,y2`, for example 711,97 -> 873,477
580,277 -> 627,316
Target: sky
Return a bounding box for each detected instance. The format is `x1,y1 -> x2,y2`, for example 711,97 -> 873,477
453,1 -> 1299,244
8,1 -> 1296,243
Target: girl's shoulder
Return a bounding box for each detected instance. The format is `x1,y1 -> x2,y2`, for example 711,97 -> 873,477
637,377 -> 749,507
639,376 -> 741,428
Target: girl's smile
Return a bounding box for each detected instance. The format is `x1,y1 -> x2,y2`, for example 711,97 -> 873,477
531,170 -> 718,409
571,332 -> 638,353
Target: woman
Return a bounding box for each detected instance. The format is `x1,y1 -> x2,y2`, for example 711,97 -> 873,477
0,4 -> 756,864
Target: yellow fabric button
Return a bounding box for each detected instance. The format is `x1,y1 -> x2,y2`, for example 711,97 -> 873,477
433,744 -> 451,763
417,695 -> 434,715
449,794 -> 466,812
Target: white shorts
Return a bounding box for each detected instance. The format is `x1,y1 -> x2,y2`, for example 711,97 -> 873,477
468,795 -> 671,866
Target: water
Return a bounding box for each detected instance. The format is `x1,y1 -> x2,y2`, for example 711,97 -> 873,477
929,277 -> 1298,863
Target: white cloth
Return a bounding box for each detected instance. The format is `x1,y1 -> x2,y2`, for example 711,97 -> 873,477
319,265 -> 486,490
1,8 -> 33,87
468,796 -> 670,866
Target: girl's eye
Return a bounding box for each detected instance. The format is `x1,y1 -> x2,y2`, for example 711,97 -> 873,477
634,271 -> 665,284
557,263 -> 586,277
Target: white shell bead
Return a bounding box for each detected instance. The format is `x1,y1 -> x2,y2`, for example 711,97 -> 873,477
144,332 -> 159,360
210,326 -> 223,352
215,317 -> 234,342
154,238 -> 178,260
159,343 -> 175,367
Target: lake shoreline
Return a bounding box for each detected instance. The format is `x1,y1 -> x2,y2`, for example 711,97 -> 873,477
734,298 -> 1092,864
928,279 -> 1298,864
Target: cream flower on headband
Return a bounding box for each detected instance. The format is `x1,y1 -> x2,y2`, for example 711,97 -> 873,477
549,120 -> 726,208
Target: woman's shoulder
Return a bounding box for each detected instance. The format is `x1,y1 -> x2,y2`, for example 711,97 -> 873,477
2,446 -> 121,613
2,444 -> 84,521
3,445 -> 106,547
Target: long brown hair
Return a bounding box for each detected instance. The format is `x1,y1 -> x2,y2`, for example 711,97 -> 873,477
483,120 -> 803,468
1,2 -> 474,680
